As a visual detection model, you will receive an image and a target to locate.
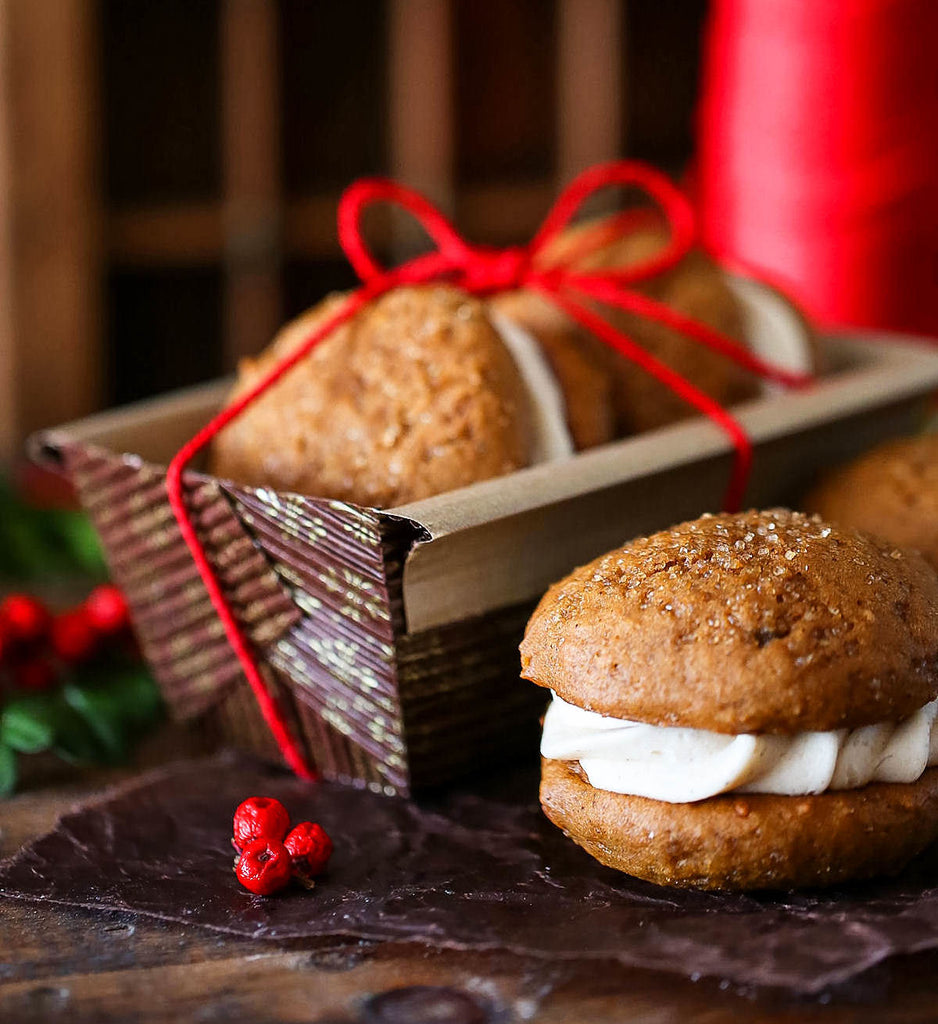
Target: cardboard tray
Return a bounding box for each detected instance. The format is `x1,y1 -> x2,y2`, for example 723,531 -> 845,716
32,329 -> 938,794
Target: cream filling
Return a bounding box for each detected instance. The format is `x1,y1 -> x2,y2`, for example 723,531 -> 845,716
540,693 -> 938,804
490,310 -> 574,463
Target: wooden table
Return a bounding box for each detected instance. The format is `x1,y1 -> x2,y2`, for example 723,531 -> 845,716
3,772 -> 938,1023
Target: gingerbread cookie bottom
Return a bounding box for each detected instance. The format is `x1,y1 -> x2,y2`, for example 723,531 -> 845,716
540,758 -> 938,891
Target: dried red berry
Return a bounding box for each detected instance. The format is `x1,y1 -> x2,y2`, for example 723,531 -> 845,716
233,796 -> 290,851
84,584 -> 131,635
0,594 -> 51,646
50,609 -> 98,664
284,821 -> 333,879
235,838 -> 293,896
12,657 -> 58,691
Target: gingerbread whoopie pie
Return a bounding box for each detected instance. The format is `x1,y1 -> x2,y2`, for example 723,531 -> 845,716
805,433 -> 938,569
212,285 -> 575,508
520,509 -> 938,891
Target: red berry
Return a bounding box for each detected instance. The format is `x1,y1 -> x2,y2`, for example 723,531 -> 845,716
233,796 -> 291,851
0,594 -> 51,646
12,657 -> 58,691
84,584 -> 130,635
283,821 -> 333,879
235,838 -> 293,896
50,609 -> 98,663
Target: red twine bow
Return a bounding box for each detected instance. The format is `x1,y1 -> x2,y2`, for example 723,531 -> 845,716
166,160 -> 812,780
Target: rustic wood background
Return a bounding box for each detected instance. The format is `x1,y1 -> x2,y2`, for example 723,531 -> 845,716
0,0 -> 708,460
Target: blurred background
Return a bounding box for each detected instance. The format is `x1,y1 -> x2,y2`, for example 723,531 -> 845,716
0,0 -> 707,462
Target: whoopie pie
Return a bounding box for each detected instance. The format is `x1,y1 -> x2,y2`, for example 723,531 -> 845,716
521,509 -> 938,890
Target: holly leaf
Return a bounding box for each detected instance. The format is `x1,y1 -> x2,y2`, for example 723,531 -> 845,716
64,664 -> 165,765
110,665 -> 164,730
71,664 -> 164,731
0,510 -> 60,579
0,697 -> 57,753
0,692 -> 105,765
39,509 -> 107,577
63,682 -> 129,763
0,742 -> 16,797
0,477 -> 106,581
52,705 -> 108,765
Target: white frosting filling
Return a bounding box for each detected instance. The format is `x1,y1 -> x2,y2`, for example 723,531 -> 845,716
489,310 -> 574,463
541,693 -> 938,803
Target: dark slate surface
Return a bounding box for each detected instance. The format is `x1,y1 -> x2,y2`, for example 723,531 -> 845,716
3,753 -> 938,995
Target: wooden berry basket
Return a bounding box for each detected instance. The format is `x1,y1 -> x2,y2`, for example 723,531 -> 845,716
31,299 -> 938,795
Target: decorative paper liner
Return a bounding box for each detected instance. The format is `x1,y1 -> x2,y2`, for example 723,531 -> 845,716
43,439 -> 543,795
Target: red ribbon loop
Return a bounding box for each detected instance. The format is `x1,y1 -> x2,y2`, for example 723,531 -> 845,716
338,159 -> 700,292
338,178 -> 471,283
166,159 -> 814,781
529,159 -> 697,281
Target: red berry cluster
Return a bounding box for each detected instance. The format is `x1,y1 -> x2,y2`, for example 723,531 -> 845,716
232,796 -> 333,896
0,585 -> 131,691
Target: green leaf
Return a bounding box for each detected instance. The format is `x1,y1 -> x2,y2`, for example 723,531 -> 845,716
0,692 -> 106,765
0,698 -> 56,753
112,666 -> 164,730
59,665 -> 164,766
0,512 -> 58,579
0,477 -> 106,581
52,706 -> 108,765
63,681 -> 131,763
40,509 -> 107,577
72,664 -> 164,732
0,742 -> 17,797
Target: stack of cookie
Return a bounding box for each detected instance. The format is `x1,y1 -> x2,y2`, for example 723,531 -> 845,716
212,220 -> 781,509
493,220 -> 759,440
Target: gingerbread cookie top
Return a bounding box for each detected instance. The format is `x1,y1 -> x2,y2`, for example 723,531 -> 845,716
806,433 -> 938,568
521,509 -> 938,733
212,286 -> 535,508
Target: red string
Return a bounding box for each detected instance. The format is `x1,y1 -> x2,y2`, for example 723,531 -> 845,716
542,285 -> 755,511
166,159 -> 813,779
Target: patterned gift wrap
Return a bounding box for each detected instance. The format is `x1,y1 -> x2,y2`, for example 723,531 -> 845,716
34,433 -> 542,795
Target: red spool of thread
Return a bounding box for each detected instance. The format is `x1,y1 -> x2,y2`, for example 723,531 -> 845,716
697,0 -> 938,337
